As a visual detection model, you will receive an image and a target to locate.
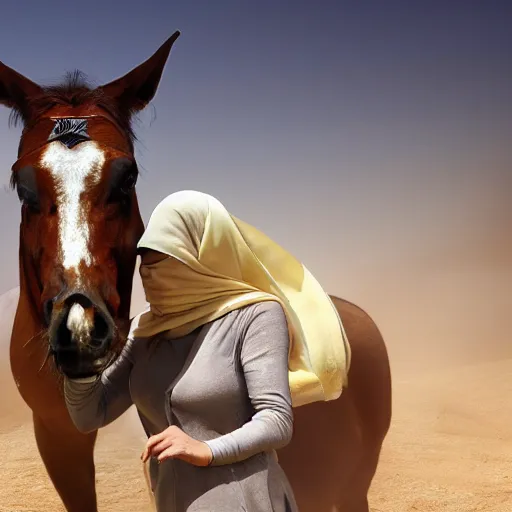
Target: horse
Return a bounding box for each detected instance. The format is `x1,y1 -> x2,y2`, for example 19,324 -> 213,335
1,32 -> 392,512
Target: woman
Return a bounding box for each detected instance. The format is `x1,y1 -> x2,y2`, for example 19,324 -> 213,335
64,190 -> 349,512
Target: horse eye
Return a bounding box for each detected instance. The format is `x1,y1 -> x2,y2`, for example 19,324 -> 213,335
120,171 -> 137,194
17,185 -> 41,212
107,157 -> 138,203
15,166 -> 40,213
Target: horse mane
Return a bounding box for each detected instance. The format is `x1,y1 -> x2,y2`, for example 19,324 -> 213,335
9,70 -> 137,143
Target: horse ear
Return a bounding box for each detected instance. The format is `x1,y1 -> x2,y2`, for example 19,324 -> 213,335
0,61 -> 43,119
99,31 -> 180,113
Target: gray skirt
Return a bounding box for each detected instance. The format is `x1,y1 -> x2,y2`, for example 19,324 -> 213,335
149,450 -> 298,512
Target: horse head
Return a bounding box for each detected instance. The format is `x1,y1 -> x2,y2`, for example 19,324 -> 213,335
1,32 -> 180,378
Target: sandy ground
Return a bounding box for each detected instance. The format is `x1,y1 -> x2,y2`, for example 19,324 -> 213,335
1,355 -> 511,512
369,359 -> 512,512
1,283 -> 511,511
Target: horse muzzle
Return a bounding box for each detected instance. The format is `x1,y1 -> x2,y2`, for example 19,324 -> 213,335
46,291 -> 117,378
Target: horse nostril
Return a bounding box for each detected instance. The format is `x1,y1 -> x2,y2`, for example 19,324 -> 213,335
90,311 -> 111,348
55,310 -> 73,348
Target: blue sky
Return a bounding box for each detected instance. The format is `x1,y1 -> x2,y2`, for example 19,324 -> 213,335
0,1 -> 510,358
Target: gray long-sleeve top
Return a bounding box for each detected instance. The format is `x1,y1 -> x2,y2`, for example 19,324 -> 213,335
64,301 -> 298,511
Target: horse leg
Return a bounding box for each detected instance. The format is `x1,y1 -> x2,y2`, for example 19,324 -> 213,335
33,413 -> 98,512
335,446 -> 383,512
339,497 -> 369,512
353,498 -> 369,512
335,480 -> 371,512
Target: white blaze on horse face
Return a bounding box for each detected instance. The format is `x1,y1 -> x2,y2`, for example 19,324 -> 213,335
66,303 -> 93,342
41,141 -> 105,276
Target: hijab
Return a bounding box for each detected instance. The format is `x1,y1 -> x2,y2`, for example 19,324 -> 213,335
134,190 -> 350,407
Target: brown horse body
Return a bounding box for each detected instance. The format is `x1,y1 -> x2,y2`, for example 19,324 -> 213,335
279,296 -> 391,511
1,33 -> 391,512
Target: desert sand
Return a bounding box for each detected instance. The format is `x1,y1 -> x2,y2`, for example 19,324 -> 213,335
1,285 -> 511,511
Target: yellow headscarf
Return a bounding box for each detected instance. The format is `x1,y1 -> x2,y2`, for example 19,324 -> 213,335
134,190 -> 351,407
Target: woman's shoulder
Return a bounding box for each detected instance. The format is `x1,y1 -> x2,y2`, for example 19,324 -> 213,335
234,300 -> 287,331
235,300 -> 284,320
244,300 -> 285,316
233,301 -> 290,353
207,301 -> 286,338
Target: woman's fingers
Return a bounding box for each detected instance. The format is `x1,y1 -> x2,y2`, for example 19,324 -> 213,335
149,438 -> 173,457
141,427 -> 180,462
141,434 -> 165,462
140,433 -> 210,466
157,444 -> 183,463
141,447 -> 151,463
140,426 -> 188,463
146,431 -> 165,449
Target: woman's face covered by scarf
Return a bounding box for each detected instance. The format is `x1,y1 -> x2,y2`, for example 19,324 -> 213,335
139,251 -> 202,317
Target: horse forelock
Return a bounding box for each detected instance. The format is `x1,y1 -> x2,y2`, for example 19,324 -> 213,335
10,70 -> 137,144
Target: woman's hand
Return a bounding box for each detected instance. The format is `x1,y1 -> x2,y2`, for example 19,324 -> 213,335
141,425 -> 213,467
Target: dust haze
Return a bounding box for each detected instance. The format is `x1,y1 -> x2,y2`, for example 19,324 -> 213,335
1,245 -> 511,510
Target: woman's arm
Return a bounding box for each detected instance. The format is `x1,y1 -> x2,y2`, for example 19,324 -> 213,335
205,301 -> 294,466
63,336 -> 136,433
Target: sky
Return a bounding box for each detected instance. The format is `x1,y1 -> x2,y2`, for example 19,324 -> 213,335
0,1 -> 510,366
